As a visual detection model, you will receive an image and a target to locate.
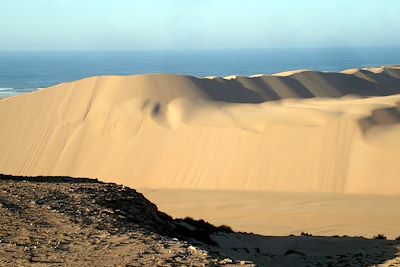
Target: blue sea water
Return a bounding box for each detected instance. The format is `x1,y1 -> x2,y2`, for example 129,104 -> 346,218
1,47 -> 400,98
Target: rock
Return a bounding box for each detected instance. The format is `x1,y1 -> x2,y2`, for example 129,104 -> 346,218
0,175 -> 255,266
188,245 -> 197,251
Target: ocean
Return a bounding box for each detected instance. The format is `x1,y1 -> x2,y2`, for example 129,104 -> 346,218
1,47 -> 400,98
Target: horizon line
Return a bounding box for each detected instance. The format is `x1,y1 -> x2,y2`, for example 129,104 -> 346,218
1,45 -> 400,53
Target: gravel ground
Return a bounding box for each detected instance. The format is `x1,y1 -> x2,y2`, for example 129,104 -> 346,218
0,175 -> 250,266
1,175 -> 399,267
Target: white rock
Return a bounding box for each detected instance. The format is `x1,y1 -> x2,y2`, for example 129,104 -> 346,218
188,245 -> 197,251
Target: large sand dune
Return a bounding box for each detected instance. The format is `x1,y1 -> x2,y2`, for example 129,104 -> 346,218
1,66 -> 400,194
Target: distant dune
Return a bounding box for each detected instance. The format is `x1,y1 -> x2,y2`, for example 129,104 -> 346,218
1,66 -> 400,194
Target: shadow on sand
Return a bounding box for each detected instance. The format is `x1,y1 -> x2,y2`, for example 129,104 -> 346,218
195,232 -> 400,266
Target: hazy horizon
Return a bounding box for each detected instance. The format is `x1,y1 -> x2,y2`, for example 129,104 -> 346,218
2,45 -> 400,52
2,0 -> 400,51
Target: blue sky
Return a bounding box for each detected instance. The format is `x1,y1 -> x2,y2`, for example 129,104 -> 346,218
1,0 -> 399,50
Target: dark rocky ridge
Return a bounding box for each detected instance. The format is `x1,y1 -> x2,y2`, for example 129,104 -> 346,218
1,174 -> 400,267
0,174 -> 243,266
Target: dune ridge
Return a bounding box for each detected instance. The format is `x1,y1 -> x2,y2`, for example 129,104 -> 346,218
1,66 -> 400,194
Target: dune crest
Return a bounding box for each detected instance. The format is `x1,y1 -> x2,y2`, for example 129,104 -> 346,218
1,67 -> 400,194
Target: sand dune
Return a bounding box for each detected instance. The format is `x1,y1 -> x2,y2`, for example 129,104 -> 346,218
1,67 -> 400,194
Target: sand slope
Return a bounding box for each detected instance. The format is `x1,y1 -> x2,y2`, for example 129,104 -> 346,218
1,67 -> 400,194
142,188 -> 400,239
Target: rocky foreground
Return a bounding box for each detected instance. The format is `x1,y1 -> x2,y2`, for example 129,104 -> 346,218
0,175 -> 243,266
1,175 -> 400,267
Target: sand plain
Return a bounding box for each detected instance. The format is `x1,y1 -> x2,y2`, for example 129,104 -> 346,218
141,189 -> 400,239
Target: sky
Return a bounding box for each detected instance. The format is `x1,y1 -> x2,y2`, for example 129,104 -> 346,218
1,0 -> 400,50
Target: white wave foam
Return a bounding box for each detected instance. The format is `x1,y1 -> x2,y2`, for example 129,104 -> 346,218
0,92 -> 19,95
0,88 -> 14,91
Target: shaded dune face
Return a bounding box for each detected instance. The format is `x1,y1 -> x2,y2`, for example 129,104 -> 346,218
1,67 -> 400,194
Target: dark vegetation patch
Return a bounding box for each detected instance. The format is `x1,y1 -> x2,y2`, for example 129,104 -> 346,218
174,217 -> 233,245
373,234 -> 387,240
300,232 -> 312,237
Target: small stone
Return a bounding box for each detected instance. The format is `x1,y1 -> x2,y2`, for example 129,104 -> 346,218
188,245 -> 197,251
220,258 -> 233,264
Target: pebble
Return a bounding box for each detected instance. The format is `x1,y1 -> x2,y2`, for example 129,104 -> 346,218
188,245 -> 197,251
